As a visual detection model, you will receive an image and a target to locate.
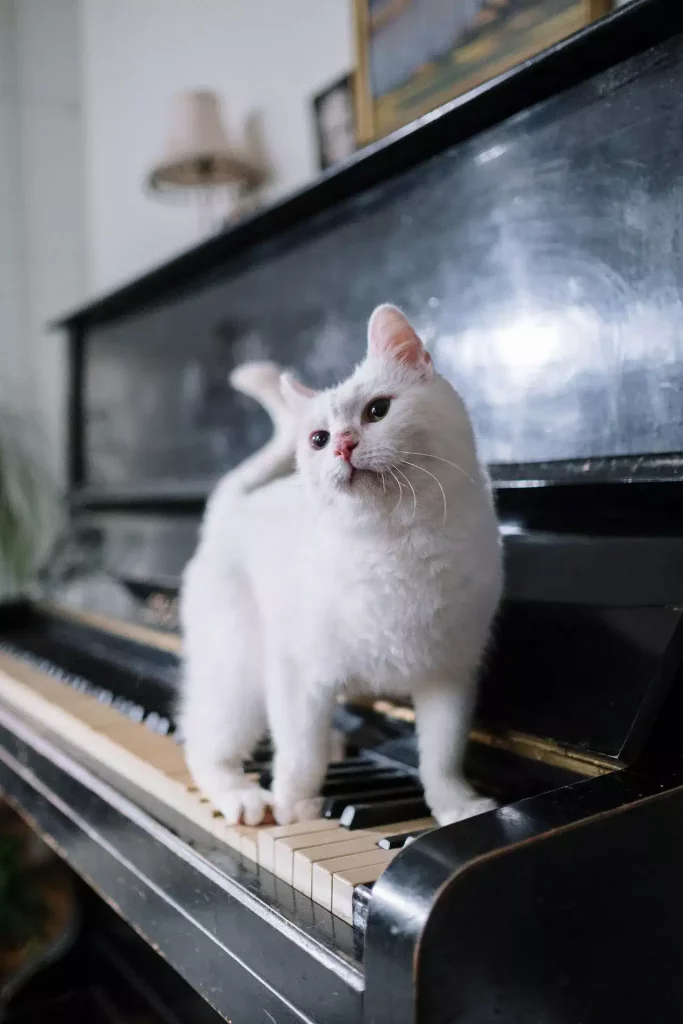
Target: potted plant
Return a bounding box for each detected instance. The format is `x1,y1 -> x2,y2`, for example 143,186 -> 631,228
0,407 -> 72,1016
0,405 -> 53,597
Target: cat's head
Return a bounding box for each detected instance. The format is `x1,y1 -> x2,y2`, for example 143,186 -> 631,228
282,305 -> 476,516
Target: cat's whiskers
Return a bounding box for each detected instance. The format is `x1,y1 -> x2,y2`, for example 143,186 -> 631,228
394,466 -> 417,524
398,450 -> 475,485
386,467 -> 404,515
399,459 -> 447,526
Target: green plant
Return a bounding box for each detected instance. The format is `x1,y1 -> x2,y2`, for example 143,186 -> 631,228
0,405 -> 52,590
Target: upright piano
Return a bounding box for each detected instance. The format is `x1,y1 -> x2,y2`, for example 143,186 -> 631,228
2,1 -> 683,1020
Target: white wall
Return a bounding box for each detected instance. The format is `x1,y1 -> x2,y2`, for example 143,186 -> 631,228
0,0 -> 27,396
80,0 -> 354,295
15,0 -> 87,478
0,0 -> 87,481
1,0 -> 352,482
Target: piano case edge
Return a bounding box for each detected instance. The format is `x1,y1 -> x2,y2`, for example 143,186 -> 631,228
364,767 -> 683,1024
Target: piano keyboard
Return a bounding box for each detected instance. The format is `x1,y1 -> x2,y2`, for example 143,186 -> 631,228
0,648 -> 435,925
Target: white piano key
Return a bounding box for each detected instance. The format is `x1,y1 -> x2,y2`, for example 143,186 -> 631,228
258,819 -> 341,875
333,863 -> 391,924
312,849 -> 396,910
274,826 -> 372,883
0,652 -> 256,855
292,835 -> 384,897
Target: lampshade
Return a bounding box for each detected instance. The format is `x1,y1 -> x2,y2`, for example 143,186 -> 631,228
147,90 -> 261,191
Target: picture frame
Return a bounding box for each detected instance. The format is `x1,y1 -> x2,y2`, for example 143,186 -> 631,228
354,0 -> 614,143
312,73 -> 358,172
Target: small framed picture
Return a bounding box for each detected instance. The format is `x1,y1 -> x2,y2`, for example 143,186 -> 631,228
354,0 -> 613,143
312,73 -> 358,172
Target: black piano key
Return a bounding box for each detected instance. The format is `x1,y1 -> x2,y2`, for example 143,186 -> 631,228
323,783 -> 423,819
377,826 -> 434,850
259,762 -> 411,792
0,637 -> 174,733
254,756 -> 373,784
323,759 -> 378,776
0,614 -> 178,711
321,770 -> 410,797
252,741 -> 272,760
340,796 -> 431,830
328,756 -> 374,767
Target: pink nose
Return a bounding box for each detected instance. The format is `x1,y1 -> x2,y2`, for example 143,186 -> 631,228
333,432 -> 358,463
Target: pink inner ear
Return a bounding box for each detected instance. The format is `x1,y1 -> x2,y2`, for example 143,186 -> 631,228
280,372 -> 316,401
367,304 -> 430,369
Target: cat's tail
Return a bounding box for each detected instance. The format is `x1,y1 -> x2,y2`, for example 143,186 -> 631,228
222,361 -> 296,495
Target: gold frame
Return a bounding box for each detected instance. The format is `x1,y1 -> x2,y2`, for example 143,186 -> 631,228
354,0 -> 613,143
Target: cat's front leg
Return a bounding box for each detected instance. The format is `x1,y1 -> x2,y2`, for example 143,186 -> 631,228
181,673 -> 271,826
267,666 -> 334,826
413,680 -> 497,826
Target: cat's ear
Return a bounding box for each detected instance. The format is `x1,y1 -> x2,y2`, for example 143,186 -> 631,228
367,304 -> 432,374
280,372 -> 316,410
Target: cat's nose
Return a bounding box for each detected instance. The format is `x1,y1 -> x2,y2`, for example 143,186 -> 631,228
333,432 -> 358,463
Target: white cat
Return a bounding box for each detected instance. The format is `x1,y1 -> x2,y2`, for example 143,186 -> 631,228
179,305 -> 502,828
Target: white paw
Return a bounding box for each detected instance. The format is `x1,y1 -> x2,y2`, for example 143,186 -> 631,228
273,797 -> 324,826
435,796 -> 498,826
215,785 -> 274,826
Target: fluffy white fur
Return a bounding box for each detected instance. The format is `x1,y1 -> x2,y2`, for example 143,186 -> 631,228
179,305 -> 502,828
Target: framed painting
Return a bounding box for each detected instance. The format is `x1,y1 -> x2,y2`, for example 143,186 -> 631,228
354,0 -> 614,142
312,73 -> 358,171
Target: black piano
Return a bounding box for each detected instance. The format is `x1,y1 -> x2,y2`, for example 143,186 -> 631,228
2,1 -> 683,1020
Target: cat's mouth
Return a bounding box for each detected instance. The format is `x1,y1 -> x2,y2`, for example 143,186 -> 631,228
333,459 -> 384,490
347,464 -> 382,488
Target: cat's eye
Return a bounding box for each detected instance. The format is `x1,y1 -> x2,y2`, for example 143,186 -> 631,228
365,397 -> 391,422
309,429 -> 330,450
